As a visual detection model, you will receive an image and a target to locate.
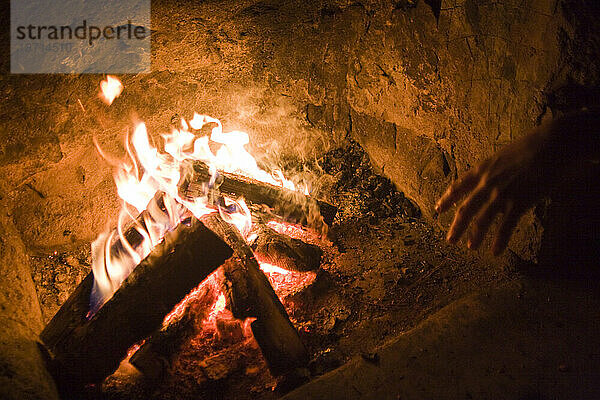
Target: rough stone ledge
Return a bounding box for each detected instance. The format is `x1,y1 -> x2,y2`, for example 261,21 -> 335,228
283,278 -> 600,400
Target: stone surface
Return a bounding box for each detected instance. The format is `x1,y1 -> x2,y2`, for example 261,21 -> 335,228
1,0 -> 599,261
0,207 -> 59,400
282,278 -> 600,400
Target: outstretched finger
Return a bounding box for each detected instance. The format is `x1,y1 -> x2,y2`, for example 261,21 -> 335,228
436,161 -> 489,213
446,182 -> 493,243
492,201 -> 523,256
467,189 -> 502,250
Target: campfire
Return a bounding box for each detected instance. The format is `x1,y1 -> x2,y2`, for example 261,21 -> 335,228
4,2 -> 597,398
40,76 -> 337,394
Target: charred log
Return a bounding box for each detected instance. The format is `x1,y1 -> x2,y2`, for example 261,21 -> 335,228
249,223 -> 322,272
110,191 -> 168,258
40,218 -> 233,389
38,192 -> 168,376
129,278 -> 222,380
180,160 -> 337,228
129,303 -> 196,380
201,214 -> 309,376
130,218 -> 319,380
197,339 -> 257,383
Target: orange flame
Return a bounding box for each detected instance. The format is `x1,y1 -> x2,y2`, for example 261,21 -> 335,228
99,75 -> 123,105
259,262 -> 292,275
90,80 -> 308,314
208,293 -> 227,320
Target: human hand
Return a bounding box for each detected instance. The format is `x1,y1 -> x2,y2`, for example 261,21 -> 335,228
435,124 -> 559,255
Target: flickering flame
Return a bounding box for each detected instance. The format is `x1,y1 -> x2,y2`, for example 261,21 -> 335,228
99,75 -> 123,105
90,78 -> 308,315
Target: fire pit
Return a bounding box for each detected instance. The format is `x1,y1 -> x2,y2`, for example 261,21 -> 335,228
9,72 -> 516,399
22,74 -> 499,400
40,77 -> 339,396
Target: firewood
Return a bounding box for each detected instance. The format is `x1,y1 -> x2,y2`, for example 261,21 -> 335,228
201,214 -> 309,376
111,191 -> 167,257
40,218 -> 233,389
249,223 -> 322,272
180,160 -> 337,228
129,303 -> 196,380
197,339 -> 256,382
39,192 -> 169,367
130,302 -> 246,381
129,277 -> 222,380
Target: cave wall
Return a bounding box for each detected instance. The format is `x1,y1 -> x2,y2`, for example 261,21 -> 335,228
221,0 -> 596,259
149,0 -> 596,260
0,207 -> 59,399
1,0 -> 598,260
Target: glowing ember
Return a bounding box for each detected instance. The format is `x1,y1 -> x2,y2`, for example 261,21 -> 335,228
99,75 -> 123,105
162,280 -> 210,328
90,77 -> 309,314
266,220 -> 308,238
260,261 -> 317,298
161,270 -> 229,329
125,341 -> 144,360
259,262 -> 292,275
210,293 -> 227,318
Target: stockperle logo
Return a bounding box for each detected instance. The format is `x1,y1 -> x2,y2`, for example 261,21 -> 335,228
11,0 -> 150,74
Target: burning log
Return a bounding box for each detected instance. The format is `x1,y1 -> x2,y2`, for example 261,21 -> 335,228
249,222 -> 322,272
197,339 -> 259,383
128,301 -> 197,380
129,324 -> 189,381
201,214 -> 310,376
129,278 -> 222,380
180,160 -> 337,228
129,219 -> 319,380
199,341 -> 248,381
40,218 -> 233,389
109,191 -> 166,257
40,192 -> 170,359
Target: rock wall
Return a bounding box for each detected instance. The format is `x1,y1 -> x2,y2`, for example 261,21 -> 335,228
1,0 -> 598,260
0,207 -> 59,400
